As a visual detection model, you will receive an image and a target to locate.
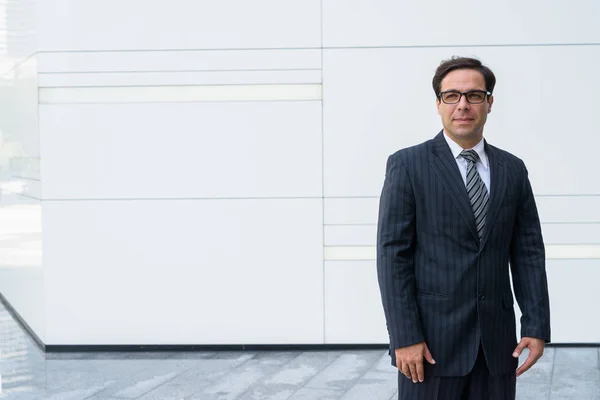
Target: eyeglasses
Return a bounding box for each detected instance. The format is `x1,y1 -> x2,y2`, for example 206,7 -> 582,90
438,90 -> 491,104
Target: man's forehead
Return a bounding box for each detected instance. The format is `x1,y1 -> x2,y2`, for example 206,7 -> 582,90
440,69 -> 486,90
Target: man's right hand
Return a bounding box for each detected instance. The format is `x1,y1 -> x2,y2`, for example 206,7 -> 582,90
395,342 -> 436,383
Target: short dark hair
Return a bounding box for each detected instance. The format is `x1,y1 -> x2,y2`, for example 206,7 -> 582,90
432,56 -> 496,98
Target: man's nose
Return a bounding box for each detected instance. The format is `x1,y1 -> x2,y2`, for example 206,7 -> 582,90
457,94 -> 470,110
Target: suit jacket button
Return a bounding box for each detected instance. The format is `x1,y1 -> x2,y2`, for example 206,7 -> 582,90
479,294 -> 485,300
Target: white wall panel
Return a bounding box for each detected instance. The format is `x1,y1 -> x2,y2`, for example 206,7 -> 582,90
545,260 -> 600,343
38,0 -> 321,51
324,225 -> 376,246
321,224 -> 600,248
37,50 -> 322,73
324,244 -> 600,261
485,47 -> 600,196
43,199 -> 323,344
323,259 -> 600,345
323,48 -> 443,197
1,0 -> 593,348
323,46 -> 600,197
542,223 -> 600,245
39,101 -> 322,199
536,196 -> 600,223
323,196 -> 600,227
38,70 -> 322,88
324,261 -> 387,343
324,198 -> 379,225
324,246 -> 375,261
323,0 -> 600,47
39,84 -> 322,104
546,245 -> 600,260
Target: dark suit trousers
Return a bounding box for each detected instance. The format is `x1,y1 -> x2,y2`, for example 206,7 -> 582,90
397,343 -> 516,400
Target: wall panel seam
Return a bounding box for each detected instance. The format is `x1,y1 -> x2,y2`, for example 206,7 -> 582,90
35,42 -> 600,54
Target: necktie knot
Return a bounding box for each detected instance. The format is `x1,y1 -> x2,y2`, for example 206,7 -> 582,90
461,150 -> 479,164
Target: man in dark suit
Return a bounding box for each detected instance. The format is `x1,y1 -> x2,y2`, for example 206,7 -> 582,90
376,57 -> 551,399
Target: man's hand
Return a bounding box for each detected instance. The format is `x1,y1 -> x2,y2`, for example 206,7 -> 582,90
513,337 -> 545,377
395,342 -> 436,383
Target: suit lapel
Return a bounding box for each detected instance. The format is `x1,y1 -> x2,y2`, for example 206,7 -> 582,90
430,132 -> 479,242
480,143 -> 506,249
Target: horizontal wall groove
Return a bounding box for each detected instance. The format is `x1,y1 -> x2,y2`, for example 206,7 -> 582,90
324,222 -> 600,225
324,43 -> 600,50
39,84 -> 322,103
39,68 -> 322,74
36,42 -> 600,55
535,194 -> 600,197
324,245 -> 374,248
324,223 -> 376,226
40,82 -> 321,89
324,196 -> 378,199
37,47 -> 325,54
324,245 -> 600,261
324,243 -> 600,247
40,197 -> 325,201
543,222 -> 600,225
38,99 -> 322,105
322,195 -> 600,199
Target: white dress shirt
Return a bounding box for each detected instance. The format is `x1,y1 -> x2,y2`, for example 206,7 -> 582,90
443,131 -> 491,195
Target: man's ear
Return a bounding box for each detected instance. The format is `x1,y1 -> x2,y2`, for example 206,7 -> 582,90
487,95 -> 494,114
436,98 -> 441,115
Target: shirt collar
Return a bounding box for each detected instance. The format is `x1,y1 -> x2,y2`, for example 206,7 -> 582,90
443,131 -> 489,170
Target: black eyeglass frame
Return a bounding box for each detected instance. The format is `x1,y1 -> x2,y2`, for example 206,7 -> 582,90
437,90 -> 492,104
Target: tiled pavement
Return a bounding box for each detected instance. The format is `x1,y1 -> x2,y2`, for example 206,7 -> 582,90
0,303 -> 598,399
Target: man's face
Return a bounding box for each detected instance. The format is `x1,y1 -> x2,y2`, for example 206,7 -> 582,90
436,69 -> 493,147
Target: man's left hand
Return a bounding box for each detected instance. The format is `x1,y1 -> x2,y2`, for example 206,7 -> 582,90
512,337 -> 545,377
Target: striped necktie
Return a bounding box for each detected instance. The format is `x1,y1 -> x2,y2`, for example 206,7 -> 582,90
460,150 -> 488,240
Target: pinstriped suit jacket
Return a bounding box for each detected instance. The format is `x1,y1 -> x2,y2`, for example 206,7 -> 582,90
376,131 -> 551,377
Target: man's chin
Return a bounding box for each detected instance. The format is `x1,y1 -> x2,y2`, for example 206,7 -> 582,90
449,129 -> 476,138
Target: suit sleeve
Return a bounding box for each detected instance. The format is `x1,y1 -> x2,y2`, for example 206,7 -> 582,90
376,154 -> 424,350
509,161 -> 551,342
